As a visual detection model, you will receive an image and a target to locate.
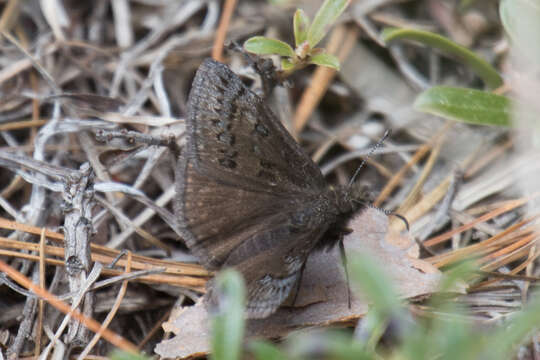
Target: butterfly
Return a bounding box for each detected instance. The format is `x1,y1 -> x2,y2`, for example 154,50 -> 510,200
175,58 -> 373,318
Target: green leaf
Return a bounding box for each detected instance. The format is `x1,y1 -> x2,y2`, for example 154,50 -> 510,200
437,260 -> 477,293
500,0 -> 540,64
109,350 -> 149,360
309,52 -> 340,70
210,270 -> 246,360
293,9 -> 310,47
349,252 -> 401,317
248,340 -> 287,360
281,58 -> 295,71
307,0 -> 350,48
485,294 -> 540,360
414,86 -> 512,127
382,27 -> 503,90
286,330 -> 373,360
244,36 -> 295,58
430,306 -> 482,360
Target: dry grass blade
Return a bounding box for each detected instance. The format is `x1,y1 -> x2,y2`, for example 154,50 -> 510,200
375,122 -> 452,207
424,197 -> 534,248
35,229 -> 46,357
212,0 -> 237,61
0,259 -> 138,354
0,218 -> 210,289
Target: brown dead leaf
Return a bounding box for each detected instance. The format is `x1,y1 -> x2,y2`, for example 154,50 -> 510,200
157,300 -> 210,358
155,208 -> 441,359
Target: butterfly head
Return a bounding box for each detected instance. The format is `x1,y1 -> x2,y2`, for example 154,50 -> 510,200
333,183 -> 373,216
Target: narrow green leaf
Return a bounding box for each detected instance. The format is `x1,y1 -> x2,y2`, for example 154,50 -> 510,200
429,306 -> 482,360
322,331 -> 373,360
286,330 -> 372,360
382,27 -> 503,90
398,326 -> 431,360
109,350 -> 149,360
339,253 -> 403,354
441,262 -> 476,290
309,52 -> 340,70
248,340 -> 287,360
244,36 -> 295,58
414,86 -> 511,127
210,270 -> 246,360
485,294 -> 540,360
500,0 -> 540,64
293,9 -> 310,47
307,0 -> 350,48
348,252 -> 401,316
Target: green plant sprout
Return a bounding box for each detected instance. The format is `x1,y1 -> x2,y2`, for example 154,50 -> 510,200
243,0 -> 350,77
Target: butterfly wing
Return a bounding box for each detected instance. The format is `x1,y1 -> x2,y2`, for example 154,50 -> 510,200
176,59 -> 327,268
183,59 -> 325,191
223,216 -> 329,318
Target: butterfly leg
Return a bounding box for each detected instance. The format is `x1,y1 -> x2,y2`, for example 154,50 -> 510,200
339,238 -> 352,309
290,260 -> 307,307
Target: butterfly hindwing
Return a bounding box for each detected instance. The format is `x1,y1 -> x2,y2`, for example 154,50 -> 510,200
207,212 -> 329,318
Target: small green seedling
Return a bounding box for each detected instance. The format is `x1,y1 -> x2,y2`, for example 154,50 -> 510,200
244,0 -> 350,76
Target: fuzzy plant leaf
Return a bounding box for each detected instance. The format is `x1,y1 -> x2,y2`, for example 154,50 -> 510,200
309,52 -> 340,70
382,27 -> 503,90
244,36 -> 295,58
414,86 -> 511,127
210,270 -> 246,360
294,9 -> 310,47
307,0 -> 350,48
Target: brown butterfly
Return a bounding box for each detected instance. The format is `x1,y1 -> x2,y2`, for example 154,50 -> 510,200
175,59 -> 373,318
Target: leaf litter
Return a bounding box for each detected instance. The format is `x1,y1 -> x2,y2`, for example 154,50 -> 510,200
0,0 -> 538,358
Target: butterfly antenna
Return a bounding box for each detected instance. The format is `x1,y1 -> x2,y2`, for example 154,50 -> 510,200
367,204 -> 410,232
347,129 -> 392,188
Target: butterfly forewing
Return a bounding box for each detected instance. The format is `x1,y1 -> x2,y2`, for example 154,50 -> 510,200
185,59 -> 326,191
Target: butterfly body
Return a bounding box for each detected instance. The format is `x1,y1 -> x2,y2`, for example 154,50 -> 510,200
175,59 -> 369,318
